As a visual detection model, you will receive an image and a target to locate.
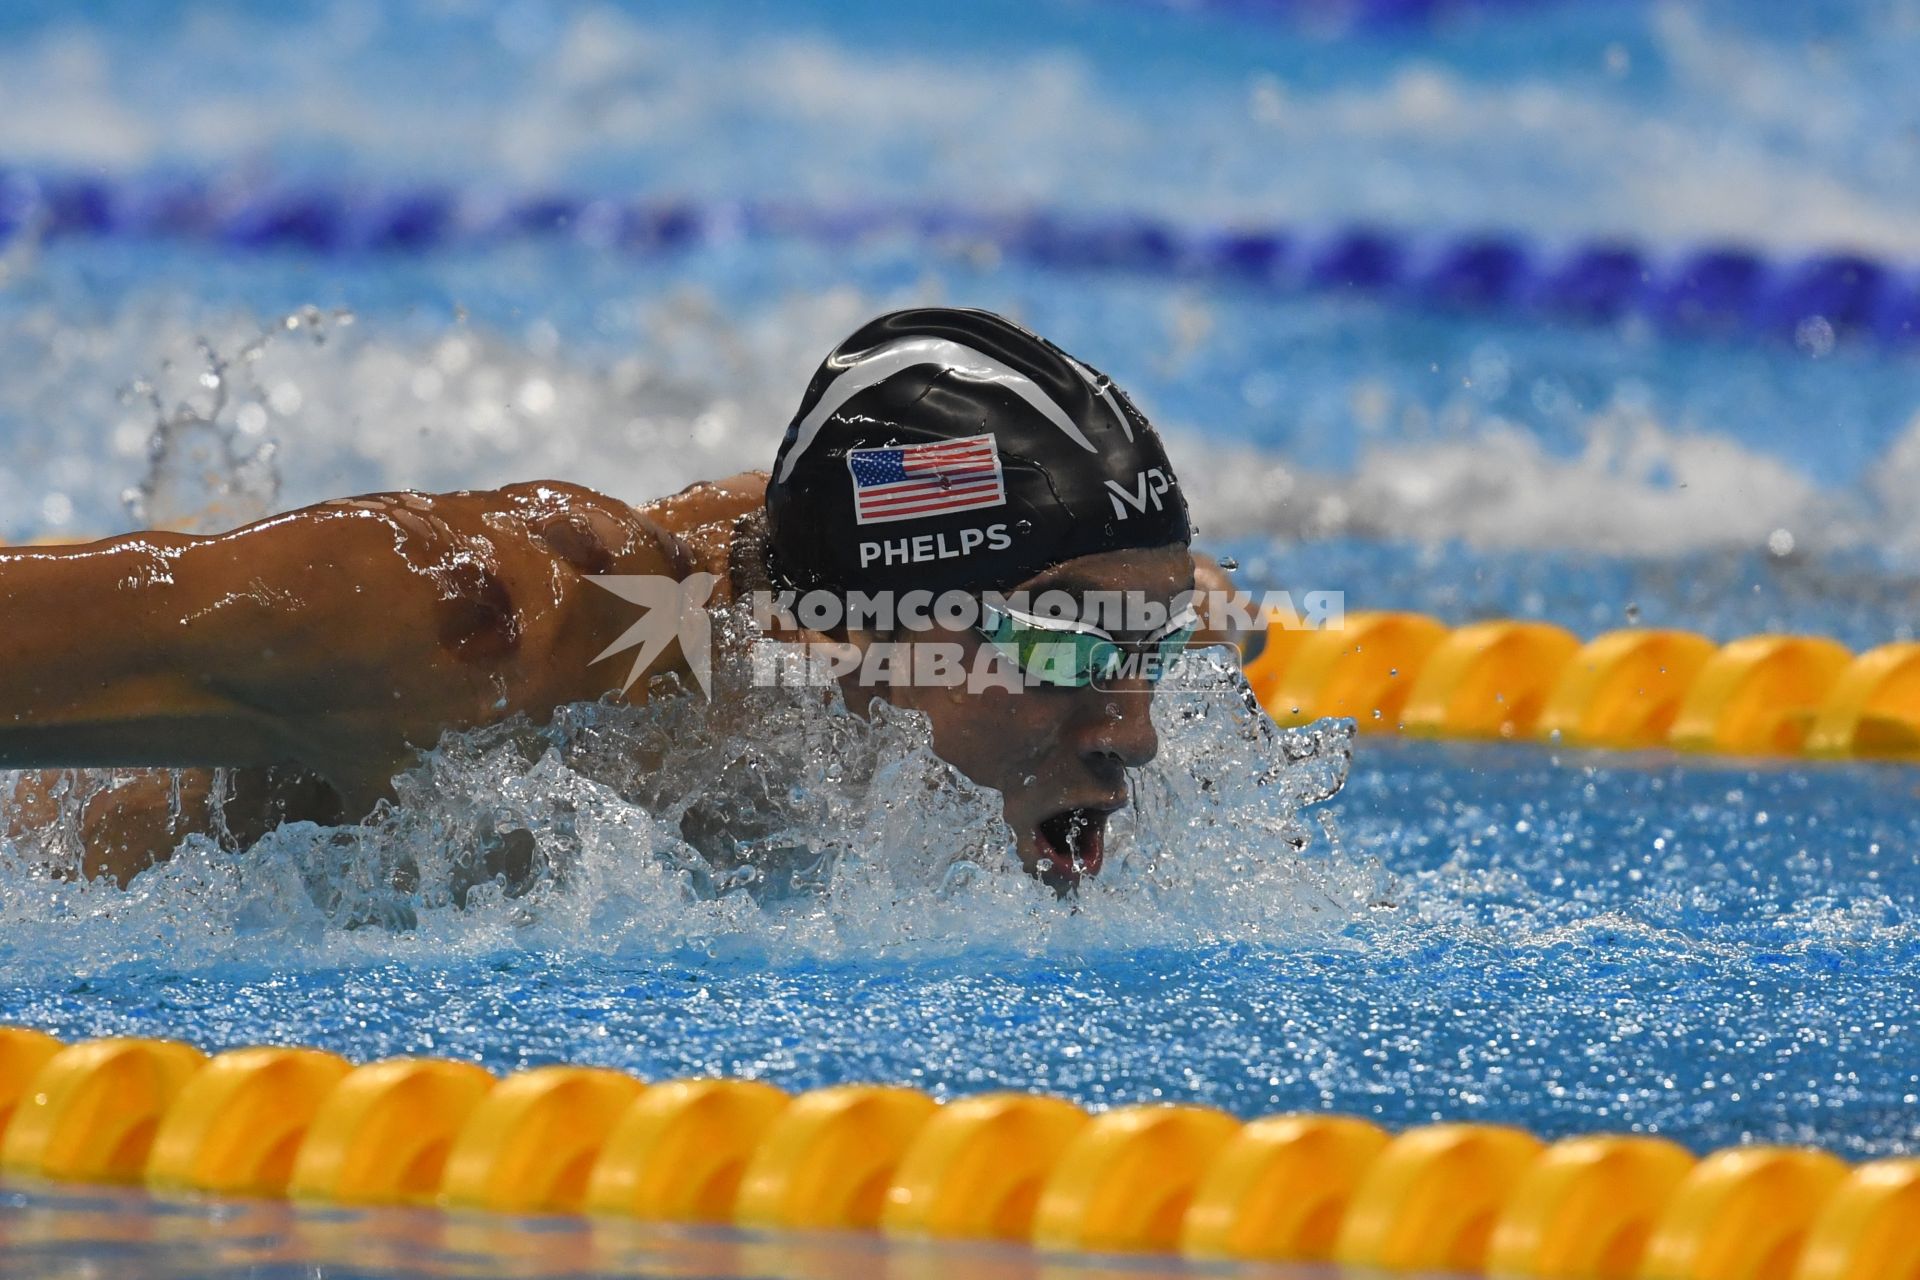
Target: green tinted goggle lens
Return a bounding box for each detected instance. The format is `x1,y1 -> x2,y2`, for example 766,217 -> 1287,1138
977,604 -> 1199,688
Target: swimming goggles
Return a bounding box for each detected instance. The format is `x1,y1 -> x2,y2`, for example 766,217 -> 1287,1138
976,600 -> 1200,688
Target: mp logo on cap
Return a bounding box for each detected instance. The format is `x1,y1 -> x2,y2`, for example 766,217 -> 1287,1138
1105,468 -> 1172,519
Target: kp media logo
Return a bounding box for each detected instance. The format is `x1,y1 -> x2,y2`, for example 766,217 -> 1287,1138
588,570 -> 1344,699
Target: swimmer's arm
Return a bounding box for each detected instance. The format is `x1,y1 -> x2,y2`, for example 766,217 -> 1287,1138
0,531 -> 297,769
0,482 -> 681,799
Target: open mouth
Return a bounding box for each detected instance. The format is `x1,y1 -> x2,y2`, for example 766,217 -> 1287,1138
1032,807 -> 1110,889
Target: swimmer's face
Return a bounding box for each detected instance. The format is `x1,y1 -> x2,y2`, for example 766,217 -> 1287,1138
859,544 -> 1194,894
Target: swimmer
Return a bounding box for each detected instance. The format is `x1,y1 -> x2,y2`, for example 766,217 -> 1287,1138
0,308 -> 1247,894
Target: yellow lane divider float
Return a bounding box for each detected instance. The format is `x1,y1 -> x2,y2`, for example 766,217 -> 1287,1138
1,1028 -> 1915,1279
1246,613 -> 1920,757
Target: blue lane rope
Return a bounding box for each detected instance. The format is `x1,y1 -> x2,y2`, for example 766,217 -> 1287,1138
1,168 -> 1915,350
1123,0 -> 1582,28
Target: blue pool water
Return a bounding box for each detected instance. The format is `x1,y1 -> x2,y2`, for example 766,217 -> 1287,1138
6,729 -> 1918,1156
4,1 -> 1920,1276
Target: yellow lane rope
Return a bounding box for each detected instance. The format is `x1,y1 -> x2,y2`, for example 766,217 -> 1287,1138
0,1028 -> 1912,1278
1247,613 -> 1920,758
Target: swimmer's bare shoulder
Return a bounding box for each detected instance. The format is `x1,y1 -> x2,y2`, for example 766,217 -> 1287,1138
0,471 -> 768,812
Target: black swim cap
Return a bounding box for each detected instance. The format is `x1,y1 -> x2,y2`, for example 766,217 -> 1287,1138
765,308 -> 1191,599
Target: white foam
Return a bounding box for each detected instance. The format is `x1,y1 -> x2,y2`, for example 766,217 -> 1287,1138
0,6 -> 1917,254
0,648 -> 1375,979
1867,407 -> 1920,560
1180,408 -> 1831,555
0,289 -> 1889,562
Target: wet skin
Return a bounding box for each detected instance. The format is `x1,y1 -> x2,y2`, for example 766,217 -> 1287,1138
0,473 -> 1243,888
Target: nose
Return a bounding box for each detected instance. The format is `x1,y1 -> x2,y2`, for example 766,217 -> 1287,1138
1077,689 -> 1160,778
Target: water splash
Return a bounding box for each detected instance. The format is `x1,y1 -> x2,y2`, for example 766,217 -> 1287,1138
7,280 -> 1895,560
118,306 -> 363,534
0,642 -> 1373,979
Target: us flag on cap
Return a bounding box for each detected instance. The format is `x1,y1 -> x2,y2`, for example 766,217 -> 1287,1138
846,433 -> 1007,525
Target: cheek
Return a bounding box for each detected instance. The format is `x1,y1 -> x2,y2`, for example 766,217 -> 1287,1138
914,686 -> 1058,788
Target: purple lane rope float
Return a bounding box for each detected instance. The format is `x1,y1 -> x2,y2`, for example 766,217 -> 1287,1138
1,168 -> 1915,350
